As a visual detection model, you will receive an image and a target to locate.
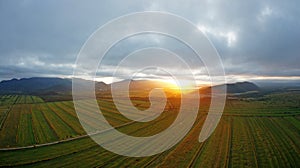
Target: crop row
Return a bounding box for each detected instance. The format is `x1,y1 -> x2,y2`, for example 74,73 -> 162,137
0,102 -> 177,167
16,95 -> 44,104
0,95 -> 44,105
0,95 -> 299,167
1,112 -> 298,167
0,97 -> 144,147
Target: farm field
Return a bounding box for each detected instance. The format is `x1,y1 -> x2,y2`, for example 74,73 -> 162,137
1,1 -> 299,167
0,92 -> 299,167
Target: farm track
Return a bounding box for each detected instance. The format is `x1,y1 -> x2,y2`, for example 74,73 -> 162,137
186,141 -> 207,168
4,141 -> 99,167
180,122 -> 207,167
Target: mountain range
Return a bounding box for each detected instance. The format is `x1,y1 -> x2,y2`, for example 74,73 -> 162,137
0,77 -> 263,95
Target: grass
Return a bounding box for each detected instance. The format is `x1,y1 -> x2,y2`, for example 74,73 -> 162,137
0,106 -> 9,129
31,104 -> 58,144
230,117 -> 257,167
0,95 -> 19,106
39,103 -> 78,140
16,104 -> 35,146
0,104 -> 22,147
0,92 -> 299,167
47,103 -> 86,135
191,118 -> 231,167
16,95 -> 45,104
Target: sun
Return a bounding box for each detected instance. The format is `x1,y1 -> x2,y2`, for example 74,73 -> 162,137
159,78 -> 197,94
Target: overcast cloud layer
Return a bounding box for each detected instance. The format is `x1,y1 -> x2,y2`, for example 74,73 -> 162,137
0,0 -> 299,83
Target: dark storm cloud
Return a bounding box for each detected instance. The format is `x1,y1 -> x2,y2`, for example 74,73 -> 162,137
0,0 -> 299,82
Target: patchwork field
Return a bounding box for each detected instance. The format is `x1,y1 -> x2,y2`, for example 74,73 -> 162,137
0,92 -> 299,167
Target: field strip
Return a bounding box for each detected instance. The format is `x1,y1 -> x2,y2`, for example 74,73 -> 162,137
154,115 -> 207,167
225,117 -> 233,168
188,120 -> 230,168
0,113 -> 158,151
0,138 -> 101,167
264,118 -> 296,166
16,104 -> 36,146
32,104 -> 57,144
244,118 -> 259,167
254,118 -> 281,166
10,142 -> 103,167
185,141 -> 207,168
51,102 -> 98,133
283,117 -> 300,131
139,154 -> 164,168
0,96 -> 20,130
87,113 -> 172,167
40,104 -> 76,139
0,108 -> 11,130
222,113 -> 300,117
41,147 -> 110,168
268,118 -> 300,160
75,103 -> 130,127
98,100 -> 149,118
46,103 -> 85,135
6,112 -> 172,167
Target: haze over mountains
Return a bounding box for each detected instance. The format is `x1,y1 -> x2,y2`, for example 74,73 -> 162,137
0,77 -> 173,94
0,77 -> 260,94
214,82 -> 260,94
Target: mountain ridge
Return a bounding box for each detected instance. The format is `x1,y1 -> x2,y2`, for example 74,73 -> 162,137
0,77 -> 262,95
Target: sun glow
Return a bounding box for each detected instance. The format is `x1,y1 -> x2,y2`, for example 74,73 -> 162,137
160,79 -> 198,94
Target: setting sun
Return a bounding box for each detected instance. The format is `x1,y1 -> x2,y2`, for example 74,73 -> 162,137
159,79 -> 197,94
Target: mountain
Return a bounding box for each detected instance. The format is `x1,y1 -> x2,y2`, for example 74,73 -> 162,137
222,81 -> 260,94
0,78 -> 170,95
200,81 -> 260,94
0,77 -> 72,94
254,80 -> 300,91
0,78 -> 260,95
0,77 -> 108,95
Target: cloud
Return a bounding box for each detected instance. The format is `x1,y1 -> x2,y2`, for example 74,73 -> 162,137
0,0 -> 299,83
197,25 -> 238,47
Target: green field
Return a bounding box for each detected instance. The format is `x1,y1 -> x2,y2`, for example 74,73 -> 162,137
0,92 -> 299,167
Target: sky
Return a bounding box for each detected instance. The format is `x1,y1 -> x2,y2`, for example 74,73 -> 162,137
0,0 -> 299,84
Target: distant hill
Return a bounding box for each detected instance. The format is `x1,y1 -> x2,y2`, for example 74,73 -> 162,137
221,81 -> 260,94
0,78 -> 170,95
0,78 -> 261,94
0,77 -> 108,95
200,81 -> 260,94
0,77 -> 72,94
